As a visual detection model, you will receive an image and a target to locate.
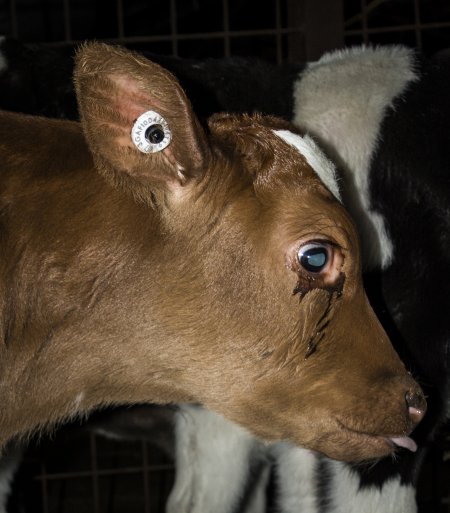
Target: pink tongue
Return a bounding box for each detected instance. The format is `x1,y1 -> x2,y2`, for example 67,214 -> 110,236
390,437 -> 418,452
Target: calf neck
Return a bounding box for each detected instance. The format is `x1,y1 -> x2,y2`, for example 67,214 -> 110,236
0,43 -> 425,461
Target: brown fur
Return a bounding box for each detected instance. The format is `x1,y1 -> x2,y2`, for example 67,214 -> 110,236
0,43 -> 425,461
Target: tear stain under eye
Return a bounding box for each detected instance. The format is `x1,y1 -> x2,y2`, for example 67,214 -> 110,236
292,281 -> 312,298
293,272 -> 345,299
305,331 -> 325,359
260,349 -> 275,359
304,298 -> 332,359
299,273 -> 346,360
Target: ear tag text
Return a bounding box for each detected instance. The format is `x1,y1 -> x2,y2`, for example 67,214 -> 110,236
131,111 -> 172,154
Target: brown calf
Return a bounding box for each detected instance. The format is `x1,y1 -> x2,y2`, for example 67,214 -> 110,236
0,43 -> 425,462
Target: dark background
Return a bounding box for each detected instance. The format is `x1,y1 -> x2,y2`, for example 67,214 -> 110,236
1,0 -> 450,62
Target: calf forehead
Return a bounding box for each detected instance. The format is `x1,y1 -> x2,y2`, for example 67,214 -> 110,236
274,129 -> 341,202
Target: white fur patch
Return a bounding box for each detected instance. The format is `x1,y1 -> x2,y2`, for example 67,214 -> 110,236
167,405 -> 268,513
0,37 -> 7,75
292,45 -> 418,269
271,443 -> 319,513
274,129 -> 341,201
326,461 -> 417,513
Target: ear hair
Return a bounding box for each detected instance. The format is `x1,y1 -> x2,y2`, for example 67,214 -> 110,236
208,113 -> 298,181
74,43 -> 210,204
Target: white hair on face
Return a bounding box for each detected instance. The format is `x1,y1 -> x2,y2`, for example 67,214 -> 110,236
273,129 -> 341,202
291,45 -> 418,269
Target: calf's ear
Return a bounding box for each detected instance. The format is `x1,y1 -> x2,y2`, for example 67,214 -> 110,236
74,43 -> 210,201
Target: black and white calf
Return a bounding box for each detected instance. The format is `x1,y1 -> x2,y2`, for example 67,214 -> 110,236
0,40 -> 449,513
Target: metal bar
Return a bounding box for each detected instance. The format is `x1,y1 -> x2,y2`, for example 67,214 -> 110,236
222,0 -> 231,58
275,0 -> 283,64
142,441 -> 150,513
90,433 -> 100,513
117,0 -> 125,39
62,0 -> 71,41
413,0 -> 422,51
34,464 -> 174,480
344,0 -> 385,28
8,0 -> 18,38
286,0 -> 305,63
170,0 -> 178,56
40,460 -> 49,513
361,0 -> 369,44
37,26 -> 304,48
345,21 -> 450,36
302,0 -> 344,61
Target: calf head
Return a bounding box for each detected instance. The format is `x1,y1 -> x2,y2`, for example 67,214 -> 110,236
70,44 -> 426,461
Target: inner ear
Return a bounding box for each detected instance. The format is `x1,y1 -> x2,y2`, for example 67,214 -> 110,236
74,43 -> 210,197
107,75 -> 172,154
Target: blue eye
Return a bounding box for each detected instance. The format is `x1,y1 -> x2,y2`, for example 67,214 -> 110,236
298,243 -> 329,273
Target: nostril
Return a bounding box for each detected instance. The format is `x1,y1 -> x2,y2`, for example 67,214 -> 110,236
405,390 -> 426,423
405,390 -> 425,409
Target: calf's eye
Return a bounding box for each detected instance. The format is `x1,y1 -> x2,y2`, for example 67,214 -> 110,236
297,243 -> 329,273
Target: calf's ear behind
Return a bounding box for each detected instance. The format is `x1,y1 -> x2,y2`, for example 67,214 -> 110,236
74,42 -> 210,201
